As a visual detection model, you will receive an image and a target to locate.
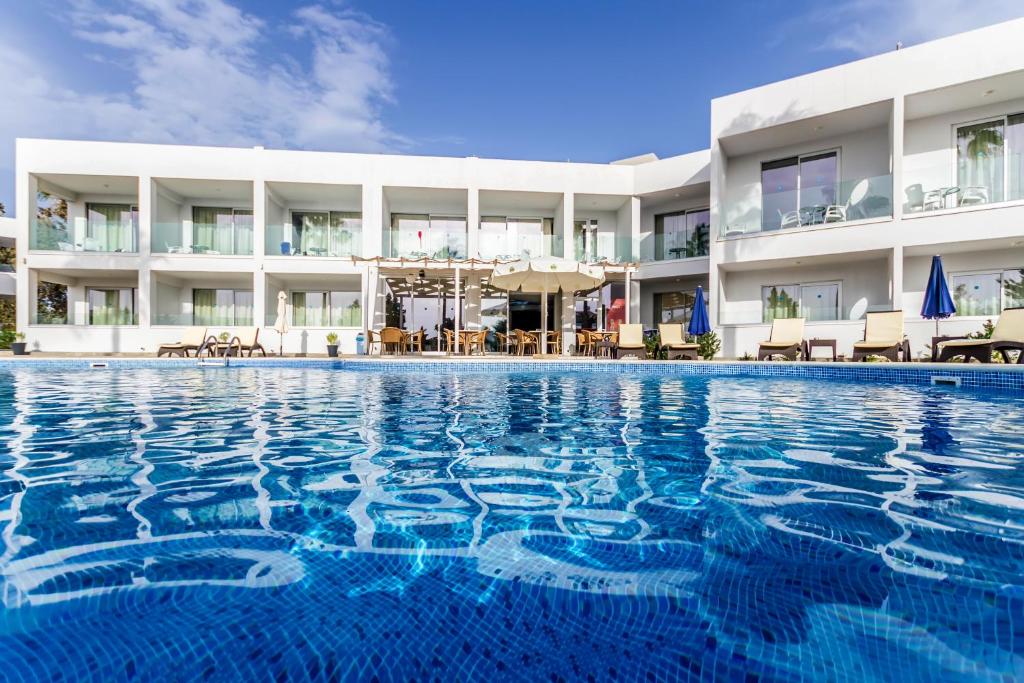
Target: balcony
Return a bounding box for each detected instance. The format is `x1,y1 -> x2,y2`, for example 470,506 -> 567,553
574,234 -> 633,264
480,229 -> 564,261
30,174 -> 140,253
721,173 -> 893,238
902,160 -> 1023,215
386,214 -> 468,259
265,181 -> 363,257
152,178 -> 254,255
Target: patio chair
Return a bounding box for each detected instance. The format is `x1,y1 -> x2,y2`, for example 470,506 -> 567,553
757,318 -> 807,361
959,186 -> 989,206
441,329 -> 455,353
466,328 -> 489,356
223,328 -> 267,357
824,179 -> 869,223
658,324 -> 699,360
404,328 -> 425,354
851,311 -> 909,362
513,329 -> 538,356
936,307 -> 1024,364
616,324 -> 647,359
778,209 -> 801,230
575,331 -> 594,356
365,329 -> 381,355
380,327 -> 404,355
545,331 -> 561,355
157,327 -> 209,357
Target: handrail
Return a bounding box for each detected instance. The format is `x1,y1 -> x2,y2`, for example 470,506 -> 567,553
224,336 -> 244,358
195,335 -> 220,358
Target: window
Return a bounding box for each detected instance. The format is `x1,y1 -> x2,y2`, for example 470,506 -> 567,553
954,114 -> 1024,205
193,289 -> 253,326
761,151 -> 838,230
654,291 -> 697,325
762,282 -> 840,322
36,281 -> 67,324
291,291 -> 362,327
388,214 -> 467,259
88,288 -> 137,325
952,269 -> 1024,316
654,208 -> 709,259
192,207 -> 253,255
289,211 -> 361,256
86,203 -> 137,252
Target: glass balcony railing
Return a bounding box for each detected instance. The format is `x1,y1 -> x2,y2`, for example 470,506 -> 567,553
720,173 -> 893,237
152,223 -> 253,255
387,230 -> 469,260
264,225 -> 363,257
477,234 -> 564,261
902,161 -> 1024,214
639,234 -> 708,262
30,219 -> 138,253
574,235 -> 634,264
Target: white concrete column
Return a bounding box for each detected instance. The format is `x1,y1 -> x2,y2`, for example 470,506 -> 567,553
708,139 -> 727,335
253,179 -> 266,260
138,269 -> 151,332
890,245 -> 904,312
560,291 -> 574,355
15,173 -> 34,333
628,196 -> 641,263
362,183 -> 383,258
138,176 -> 152,256
453,266 -> 461,354
464,271 -> 481,329
467,187 -> 480,259
560,192 -> 574,259
890,96 -> 905,222
254,269 -> 267,331
625,269 -> 632,324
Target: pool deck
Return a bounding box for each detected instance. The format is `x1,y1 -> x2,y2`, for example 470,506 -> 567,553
0,352 -> 1022,391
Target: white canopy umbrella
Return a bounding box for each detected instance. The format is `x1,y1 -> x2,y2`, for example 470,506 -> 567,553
273,291 -> 289,356
490,257 -> 604,355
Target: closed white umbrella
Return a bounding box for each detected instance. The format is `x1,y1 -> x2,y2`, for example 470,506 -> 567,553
273,291 -> 289,356
490,257 -> 604,355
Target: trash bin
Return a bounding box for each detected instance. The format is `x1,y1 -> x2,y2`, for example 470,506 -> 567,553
355,333 -> 365,356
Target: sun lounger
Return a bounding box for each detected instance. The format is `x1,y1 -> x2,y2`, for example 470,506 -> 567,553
852,311 -> 909,362
157,327 -> 209,357
222,327 -> 267,357
616,324 -> 647,359
757,318 -> 806,361
658,323 -> 699,360
936,307 -> 1024,364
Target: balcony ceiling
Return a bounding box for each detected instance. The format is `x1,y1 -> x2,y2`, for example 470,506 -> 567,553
906,69 -> 1024,120
36,173 -> 138,197
267,181 -> 360,205
267,273 -> 361,289
719,248 -> 890,272
904,236 -> 1024,257
384,186 -> 467,214
155,177 -> 252,203
575,193 -> 629,212
719,100 -> 891,158
479,190 -> 561,213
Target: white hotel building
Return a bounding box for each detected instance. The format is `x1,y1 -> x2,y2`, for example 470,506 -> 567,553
12,20 -> 1024,357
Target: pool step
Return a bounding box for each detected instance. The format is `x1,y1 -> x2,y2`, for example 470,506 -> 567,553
197,359 -> 229,368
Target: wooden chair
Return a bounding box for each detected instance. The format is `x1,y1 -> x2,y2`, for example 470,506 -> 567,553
466,328 -> 489,356
404,328 -> 424,354
441,329 -> 455,353
365,329 -> 381,355
495,332 -> 509,354
514,329 -> 538,356
380,327 -> 405,355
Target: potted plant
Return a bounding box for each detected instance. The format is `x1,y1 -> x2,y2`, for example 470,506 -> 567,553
11,332 -> 28,356
326,332 -> 339,357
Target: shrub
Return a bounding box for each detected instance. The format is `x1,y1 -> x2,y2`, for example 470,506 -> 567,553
698,331 -> 721,360
0,329 -> 14,349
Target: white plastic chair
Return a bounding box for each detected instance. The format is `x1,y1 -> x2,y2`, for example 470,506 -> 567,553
824,179 -> 869,223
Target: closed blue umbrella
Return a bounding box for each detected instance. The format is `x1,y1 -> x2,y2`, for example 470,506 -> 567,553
688,286 -> 711,337
921,255 -> 956,336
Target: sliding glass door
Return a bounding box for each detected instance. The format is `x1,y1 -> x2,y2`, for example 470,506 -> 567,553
86,203 -> 137,252
957,120 -> 1005,204
193,207 -> 253,255
761,152 -> 838,230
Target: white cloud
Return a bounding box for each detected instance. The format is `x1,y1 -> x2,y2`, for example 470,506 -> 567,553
0,0 -> 406,169
803,0 -> 1024,56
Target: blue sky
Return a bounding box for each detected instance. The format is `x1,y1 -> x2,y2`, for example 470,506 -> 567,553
2,0 -> 1023,214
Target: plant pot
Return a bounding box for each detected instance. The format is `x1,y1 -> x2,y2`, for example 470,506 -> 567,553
326,344 -> 339,358
11,342 -> 28,356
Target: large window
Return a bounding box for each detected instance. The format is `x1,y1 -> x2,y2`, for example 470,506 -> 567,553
951,269 -> 1024,317
762,282 -> 840,322
86,203 -> 137,252
761,152 -> 838,230
289,211 -> 362,257
388,214 -> 467,259
654,208 -> 709,260
88,288 -> 137,325
192,207 -> 253,255
193,289 -> 253,326
956,114 -> 1024,205
654,291 -> 697,325
292,291 -> 362,327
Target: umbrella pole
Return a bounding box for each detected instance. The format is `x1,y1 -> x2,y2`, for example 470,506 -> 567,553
541,286 -> 548,356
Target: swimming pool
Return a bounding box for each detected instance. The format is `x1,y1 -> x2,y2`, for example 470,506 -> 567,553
0,363 -> 1021,681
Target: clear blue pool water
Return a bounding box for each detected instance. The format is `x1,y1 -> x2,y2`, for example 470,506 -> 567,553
0,366 -> 1022,681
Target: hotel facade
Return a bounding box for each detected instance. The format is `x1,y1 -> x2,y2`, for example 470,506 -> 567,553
12,20 -> 1024,357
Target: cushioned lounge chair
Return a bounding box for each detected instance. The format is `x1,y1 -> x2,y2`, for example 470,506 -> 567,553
852,311 -> 909,362
658,323 -> 699,360
223,327 -> 267,357
616,324 -> 647,359
936,307 -> 1024,364
157,327 -> 209,357
757,318 -> 807,361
